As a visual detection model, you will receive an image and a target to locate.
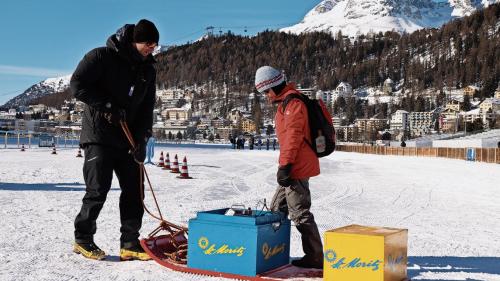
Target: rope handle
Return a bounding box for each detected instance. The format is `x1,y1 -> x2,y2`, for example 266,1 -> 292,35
119,120 -> 187,232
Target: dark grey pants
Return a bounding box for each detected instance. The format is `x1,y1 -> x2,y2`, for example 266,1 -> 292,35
74,145 -> 144,248
270,179 -> 323,263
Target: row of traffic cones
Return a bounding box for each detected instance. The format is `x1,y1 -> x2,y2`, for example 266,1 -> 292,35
20,144 -> 58,154
157,151 -> 192,179
19,145 -> 83,157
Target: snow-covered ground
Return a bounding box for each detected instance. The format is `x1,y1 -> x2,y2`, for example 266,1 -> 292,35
1,146 -> 499,281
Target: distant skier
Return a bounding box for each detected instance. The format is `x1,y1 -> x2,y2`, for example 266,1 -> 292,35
230,135 -> 236,149
145,136 -> 155,164
266,138 -> 270,150
255,66 -> 324,269
272,138 -> 276,151
257,138 -> 262,150
71,19 -> 159,261
249,136 -> 255,150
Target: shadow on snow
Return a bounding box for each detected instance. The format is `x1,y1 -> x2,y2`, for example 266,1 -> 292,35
408,256 -> 500,280
0,182 -> 119,192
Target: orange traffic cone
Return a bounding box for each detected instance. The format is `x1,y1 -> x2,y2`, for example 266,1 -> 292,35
158,151 -> 164,167
163,152 -> 171,170
51,147 -> 57,155
170,154 -> 180,173
76,148 -> 83,158
20,144 -> 25,152
177,156 -> 193,179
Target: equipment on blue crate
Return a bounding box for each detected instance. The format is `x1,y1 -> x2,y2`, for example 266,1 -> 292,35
224,204 -> 253,216
223,201 -> 284,232
225,200 -> 268,216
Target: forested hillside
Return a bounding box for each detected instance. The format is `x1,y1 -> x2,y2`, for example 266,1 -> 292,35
156,3 -> 499,98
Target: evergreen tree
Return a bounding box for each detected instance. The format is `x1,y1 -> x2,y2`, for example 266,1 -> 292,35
462,95 -> 472,111
333,97 -> 346,115
266,124 -> 274,136
345,97 -> 357,124
472,118 -> 484,131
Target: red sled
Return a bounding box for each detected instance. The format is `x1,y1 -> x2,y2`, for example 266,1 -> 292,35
140,234 -> 323,281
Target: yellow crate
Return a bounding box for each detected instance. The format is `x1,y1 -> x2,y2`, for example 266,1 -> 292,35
323,225 -> 407,281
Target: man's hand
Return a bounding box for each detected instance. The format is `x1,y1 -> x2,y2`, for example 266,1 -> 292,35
277,163 -> 293,187
130,141 -> 147,163
103,108 -> 126,126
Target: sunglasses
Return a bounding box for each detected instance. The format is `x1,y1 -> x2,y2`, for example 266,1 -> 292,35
261,89 -> 272,95
143,42 -> 158,48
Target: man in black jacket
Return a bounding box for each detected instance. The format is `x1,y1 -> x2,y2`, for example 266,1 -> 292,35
72,19 -> 158,261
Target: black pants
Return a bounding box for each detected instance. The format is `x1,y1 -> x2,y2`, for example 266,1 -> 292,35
270,179 -> 323,263
74,145 -> 144,248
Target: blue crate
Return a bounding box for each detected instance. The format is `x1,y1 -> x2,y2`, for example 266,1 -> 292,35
188,208 -> 291,276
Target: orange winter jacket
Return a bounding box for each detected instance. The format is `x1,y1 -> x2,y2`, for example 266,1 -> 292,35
273,83 -> 320,180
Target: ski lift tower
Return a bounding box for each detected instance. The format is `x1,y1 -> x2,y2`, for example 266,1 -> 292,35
206,26 -> 214,37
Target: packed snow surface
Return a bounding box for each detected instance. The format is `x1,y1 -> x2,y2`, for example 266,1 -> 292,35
1,146 -> 499,280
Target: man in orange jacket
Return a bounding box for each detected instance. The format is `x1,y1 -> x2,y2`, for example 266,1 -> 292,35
255,66 -> 323,269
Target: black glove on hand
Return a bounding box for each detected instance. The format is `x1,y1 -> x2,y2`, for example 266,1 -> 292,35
103,108 -> 126,127
130,140 -> 147,163
277,163 -> 293,187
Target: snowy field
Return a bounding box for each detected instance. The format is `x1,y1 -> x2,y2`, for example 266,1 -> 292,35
1,146 -> 499,281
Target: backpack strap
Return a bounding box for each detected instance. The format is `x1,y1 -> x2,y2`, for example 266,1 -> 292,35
281,93 -> 314,151
281,93 -> 305,114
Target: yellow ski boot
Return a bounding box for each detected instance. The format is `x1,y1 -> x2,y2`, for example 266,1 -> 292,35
73,242 -> 106,260
120,245 -> 151,261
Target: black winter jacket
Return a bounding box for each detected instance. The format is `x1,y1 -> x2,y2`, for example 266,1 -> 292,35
71,24 -> 156,149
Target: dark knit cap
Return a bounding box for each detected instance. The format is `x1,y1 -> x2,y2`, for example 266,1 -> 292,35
133,19 -> 159,44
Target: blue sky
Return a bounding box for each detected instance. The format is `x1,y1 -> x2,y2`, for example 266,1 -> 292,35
0,0 -> 318,105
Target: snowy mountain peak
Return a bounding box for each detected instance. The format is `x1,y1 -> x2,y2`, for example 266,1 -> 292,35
41,75 -> 71,92
313,0 -> 342,15
2,75 -> 71,108
449,0 -> 479,16
281,0 -> 499,37
448,0 -> 499,16
153,45 -> 170,56
3,42 -> 169,108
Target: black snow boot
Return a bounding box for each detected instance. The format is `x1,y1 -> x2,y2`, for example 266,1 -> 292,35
292,257 -> 323,269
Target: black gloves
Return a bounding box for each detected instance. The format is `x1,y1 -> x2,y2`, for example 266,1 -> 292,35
103,108 -> 126,127
130,140 -> 147,163
277,163 -> 293,187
